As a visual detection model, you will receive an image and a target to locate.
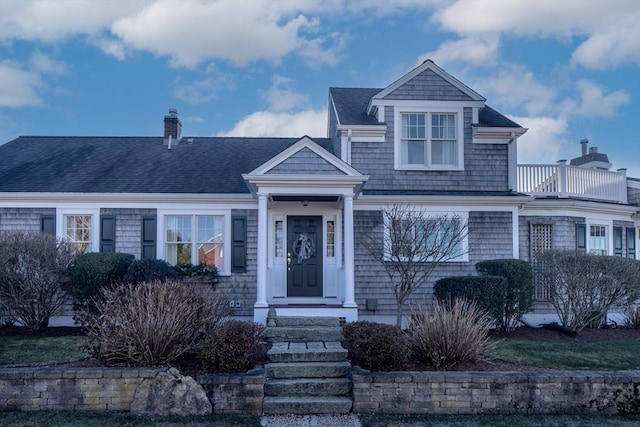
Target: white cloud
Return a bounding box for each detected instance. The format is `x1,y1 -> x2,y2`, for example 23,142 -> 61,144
512,115 -> 570,165
90,36 -> 127,60
417,37 -> 499,67
262,75 -> 309,112
569,80 -> 629,117
29,51 -> 67,75
173,74 -> 235,105
571,17 -> 640,69
218,109 -> 326,138
111,1 -> 343,68
0,60 -> 43,107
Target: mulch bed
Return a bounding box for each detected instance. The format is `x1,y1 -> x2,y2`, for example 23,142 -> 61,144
2,325 -> 639,374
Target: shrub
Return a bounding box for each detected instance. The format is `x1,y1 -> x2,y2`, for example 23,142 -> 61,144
433,275 -> 508,328
82,280 -> 231,366
0,231 -> 77,330
537,251 -> 640,331
475,259 -> 534,331
201,320 -> 267,373
68,252 -> 134,313
174,262 -> 218,281
123,259 -> 178,285
408,299 -> 494,368
342,321 -> 410,371
623,301 -> 640,329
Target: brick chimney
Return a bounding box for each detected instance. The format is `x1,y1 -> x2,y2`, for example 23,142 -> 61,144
164,108 -> 182,140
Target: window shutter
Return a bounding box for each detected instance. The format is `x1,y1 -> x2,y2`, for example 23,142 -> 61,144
231,215 -> 247,273
141,216 -> 157,260
613,227 -> 623,257
41,215 -> 55,235
575,223 -> 586,252
627,228 -> 636,259
100,215 -> 116,253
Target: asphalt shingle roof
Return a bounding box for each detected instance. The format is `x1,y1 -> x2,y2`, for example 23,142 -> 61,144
0,136 -> 334,194
570,152 -> 610,166
330,87 -> 522,128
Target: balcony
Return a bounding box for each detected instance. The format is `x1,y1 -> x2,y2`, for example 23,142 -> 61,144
517,161 -> 628,204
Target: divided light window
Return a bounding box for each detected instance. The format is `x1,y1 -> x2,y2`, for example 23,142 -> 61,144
166,215 -> 224,269
589,225 -> 607,255
65,215 -> 92,254
401,113 -> 457,168
389,217 -> 464,260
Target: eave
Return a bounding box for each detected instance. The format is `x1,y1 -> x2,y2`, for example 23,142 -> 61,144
472,126 -> 528,144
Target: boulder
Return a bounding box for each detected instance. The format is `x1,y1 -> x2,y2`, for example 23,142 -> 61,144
130,367 -> 212,416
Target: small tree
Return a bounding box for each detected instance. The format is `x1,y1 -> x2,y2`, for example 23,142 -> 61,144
537,250 -> 640,331
363,205 -> 468,327
0,231 -> 77,330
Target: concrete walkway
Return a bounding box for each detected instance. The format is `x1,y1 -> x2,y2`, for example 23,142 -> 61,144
261,414 -> 362,427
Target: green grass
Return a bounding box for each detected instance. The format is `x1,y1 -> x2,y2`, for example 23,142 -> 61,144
0,336 -> 88,367
0,412 -> 260,427
360,414 -> 640,427
490,337 -> 640,370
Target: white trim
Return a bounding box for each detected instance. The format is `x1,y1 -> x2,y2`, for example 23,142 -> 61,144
586,219 -> 613,255
57,208 -> 100,253
156,208 -> 232,275
393,107 -> 465,171
0,192 -> 254,205
356,195 -> 532,208
472,126 -> 528,144
511,208 -> 519,258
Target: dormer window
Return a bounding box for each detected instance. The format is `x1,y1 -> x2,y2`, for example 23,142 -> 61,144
394,107 -> 464,171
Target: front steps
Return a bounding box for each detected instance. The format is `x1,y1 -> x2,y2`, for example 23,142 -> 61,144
263,316 -> 352,415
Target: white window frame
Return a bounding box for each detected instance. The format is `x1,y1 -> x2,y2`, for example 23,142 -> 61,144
56,208 -> 100,253
157,209 -> 231,275
394,106 -> 464,171
588,223 -> 609,255
383,210 -> 469,262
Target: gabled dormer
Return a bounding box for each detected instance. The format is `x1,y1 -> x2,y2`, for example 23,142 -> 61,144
328,60 -> 527,193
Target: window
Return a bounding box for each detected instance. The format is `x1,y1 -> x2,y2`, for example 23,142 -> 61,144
65,215 -> 92,253
386,214 -> 466,261
589,225 -> 607,255
165,215 -> 224,269
326,220 -> 335,257
274,220 -> 284,258
398,110 -> 461,169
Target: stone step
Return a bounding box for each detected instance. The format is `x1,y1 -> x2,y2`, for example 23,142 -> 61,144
264,378 -> 351,397
267,341 -> 347,363
263,396 -> 353,415
266,326 -> 343,342
266,361 -> 351,379
275,316 -> 342,327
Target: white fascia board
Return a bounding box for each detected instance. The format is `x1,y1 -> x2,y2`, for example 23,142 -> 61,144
336,124 -> 386,142
366,60 -> 486,114
520,199 -> 640,217
0,192 -> 254,206
627,179 -> 640,189
370,99 -> 485,109
244,174 -> 369,188
355,194 -> 532,210
472,127 -> 528,144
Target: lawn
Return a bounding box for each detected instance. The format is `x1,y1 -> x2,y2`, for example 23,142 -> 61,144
359,414 -> 640,427
0,335 -> 88,367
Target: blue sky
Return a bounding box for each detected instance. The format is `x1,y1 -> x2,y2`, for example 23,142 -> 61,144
1,0 -> 639,176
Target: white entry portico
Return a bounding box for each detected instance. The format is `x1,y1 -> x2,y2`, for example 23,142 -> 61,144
242,137 -> 368,323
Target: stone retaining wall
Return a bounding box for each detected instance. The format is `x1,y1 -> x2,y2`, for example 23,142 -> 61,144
197,368 -> 265,414
351,367 -> 640,415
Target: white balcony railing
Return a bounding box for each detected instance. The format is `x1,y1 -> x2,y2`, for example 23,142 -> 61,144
517,161 -> 628,203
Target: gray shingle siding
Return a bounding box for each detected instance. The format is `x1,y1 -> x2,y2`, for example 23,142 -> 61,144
352,210 -> 512,319
518,216 -> 584,261
0,208 -> 55,232
628,182 -> 640,205
216,209 -> 258,318
266,148 -> 344,175
100,208 -> 156,259
383,69 -> 474,101
350,107 -> 509,192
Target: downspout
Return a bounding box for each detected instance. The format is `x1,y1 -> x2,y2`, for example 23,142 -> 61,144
507,132 -> 516,191
347,128 -> 352,165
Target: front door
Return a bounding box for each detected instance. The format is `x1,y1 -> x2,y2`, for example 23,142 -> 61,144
287,215 -> 323,297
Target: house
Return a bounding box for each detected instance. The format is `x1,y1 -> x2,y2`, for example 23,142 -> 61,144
0,60 -> 638,326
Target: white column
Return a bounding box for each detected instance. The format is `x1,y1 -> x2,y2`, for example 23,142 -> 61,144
255,192 -> 268,308
343,194 -> 357,308
512,207 -> 520,259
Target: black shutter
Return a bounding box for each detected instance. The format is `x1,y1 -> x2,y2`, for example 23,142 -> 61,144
613,227 -> 623,257
41,215 -> 55,235
627,228 -> 636,259
141,216 -> 157,260
231,215 -> 247,273
575,223 -> 586,252
100,215 -> 115,253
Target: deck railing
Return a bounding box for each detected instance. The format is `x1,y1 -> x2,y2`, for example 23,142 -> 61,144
517,161 -> 627,203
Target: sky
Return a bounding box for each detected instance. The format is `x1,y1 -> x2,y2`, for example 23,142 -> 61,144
1,0 -> 639,177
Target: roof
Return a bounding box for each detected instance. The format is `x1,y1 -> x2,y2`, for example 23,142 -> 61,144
330,87 -> 522,128
569,152 -> 611,166
0,136 -> 334,194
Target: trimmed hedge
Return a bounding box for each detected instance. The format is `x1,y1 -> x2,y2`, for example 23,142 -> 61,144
67,252 -> 134,313
475,259 -> 534,331
342,321 -> 410,371
433,276 -> 507,327
123,259 -> 178,285
201,320 -> 267,373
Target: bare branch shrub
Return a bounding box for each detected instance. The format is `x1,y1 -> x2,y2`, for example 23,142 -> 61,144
407,299 -> 494,368
623,300 -> 640,329
83,280 -> 231,366
0,231 -> 77,330
362,204 -> 468,327
201,320 -> 267,373
537,250 -> 640,331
